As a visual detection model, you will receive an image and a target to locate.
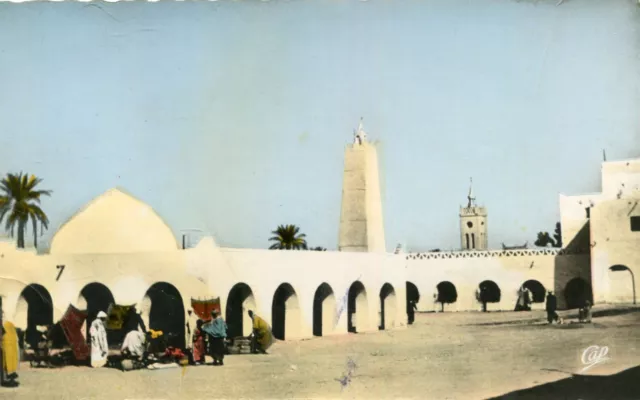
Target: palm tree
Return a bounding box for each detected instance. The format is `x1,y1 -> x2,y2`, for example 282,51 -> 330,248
0,172 -> 52,249
268,224 -> 307,250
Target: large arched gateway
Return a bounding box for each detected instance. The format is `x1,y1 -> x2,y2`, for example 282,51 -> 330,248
225,283 -> 257,338
271,283 -> 301,340
142,282 -> 185,348
77,282 -> 115,341
13,284 -> 54,351
564,278 -> 592,309
608,265 -> 636,304
14,284 -> 54,330
313,283 -> 336,337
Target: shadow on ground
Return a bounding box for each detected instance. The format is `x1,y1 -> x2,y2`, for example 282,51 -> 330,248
488,365 -> 640,400
467,306 -> 640,327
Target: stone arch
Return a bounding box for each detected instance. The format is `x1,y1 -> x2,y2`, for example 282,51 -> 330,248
78,282 -> 115,341
225,283 -> 257,338
564,278 -> 592,309
608,265 -> 636,304
313,283 -> 336,337
13,284 -> 54,330
522,280 -> 546,303
379,283 -> 397,330
271,283 -> 301,341
348,281 -> 368,333
143,282 -> 185,348
477,280 -> 501,312
436,281 -> 457,312
13,284 -> 54,350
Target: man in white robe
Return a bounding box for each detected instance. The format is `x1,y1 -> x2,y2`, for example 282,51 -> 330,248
185,310 -> 198,351
122,330 -> 146,360
90,311 -> 109,368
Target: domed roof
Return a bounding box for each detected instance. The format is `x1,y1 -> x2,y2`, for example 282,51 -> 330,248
50,188 -> 179,254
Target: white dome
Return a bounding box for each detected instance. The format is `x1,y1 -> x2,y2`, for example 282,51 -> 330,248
50,188 -> 179,254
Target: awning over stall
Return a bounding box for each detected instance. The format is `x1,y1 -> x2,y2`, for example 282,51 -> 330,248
191,298 -> 221,322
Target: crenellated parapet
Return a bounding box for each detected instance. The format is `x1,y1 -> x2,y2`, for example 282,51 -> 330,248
459,206 -> 487,217
405,247 -> 587,260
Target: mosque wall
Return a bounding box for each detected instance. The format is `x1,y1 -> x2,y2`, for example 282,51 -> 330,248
0,233 -> 408,341
0,243 -> 210,332
217,248 -> 406,338
406,249 -> 590,312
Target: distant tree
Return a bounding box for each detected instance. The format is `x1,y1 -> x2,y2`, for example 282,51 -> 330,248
534,232 -> 555,247
269,224 -> 308,250
553,222 -> 562,248
534,222 -> 562,248
0,172 -> 52,249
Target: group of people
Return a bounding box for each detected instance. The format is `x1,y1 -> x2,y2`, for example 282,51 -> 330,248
0,306 -> 275,383
188,309 -> 228,366
91,307 -> 273,370
545,291 -> 592,324
90,306 -> 149,368
99,307 -> 230,369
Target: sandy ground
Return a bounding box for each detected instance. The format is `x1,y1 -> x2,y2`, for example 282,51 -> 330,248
1,306 -> 639,400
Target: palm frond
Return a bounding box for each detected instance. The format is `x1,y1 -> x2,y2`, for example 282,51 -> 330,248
5,211 -> 18,232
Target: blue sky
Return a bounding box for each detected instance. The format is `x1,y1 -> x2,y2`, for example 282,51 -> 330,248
0,0 -> 638,252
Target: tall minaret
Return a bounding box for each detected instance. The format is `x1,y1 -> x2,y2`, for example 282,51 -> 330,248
338,118 -> 386,253
459,178 -> 488,250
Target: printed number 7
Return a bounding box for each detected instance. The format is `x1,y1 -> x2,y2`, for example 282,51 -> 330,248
56,265 -> 65,281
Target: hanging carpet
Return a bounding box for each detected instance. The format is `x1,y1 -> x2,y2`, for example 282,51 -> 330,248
59,304 -> 90,361
191,298 -> 221,322
106,304 -> 135,331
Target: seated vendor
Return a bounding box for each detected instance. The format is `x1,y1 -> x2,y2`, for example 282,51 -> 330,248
121,330 -> 147,360
579,300 -> 593,323
248,310 -> 273,354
